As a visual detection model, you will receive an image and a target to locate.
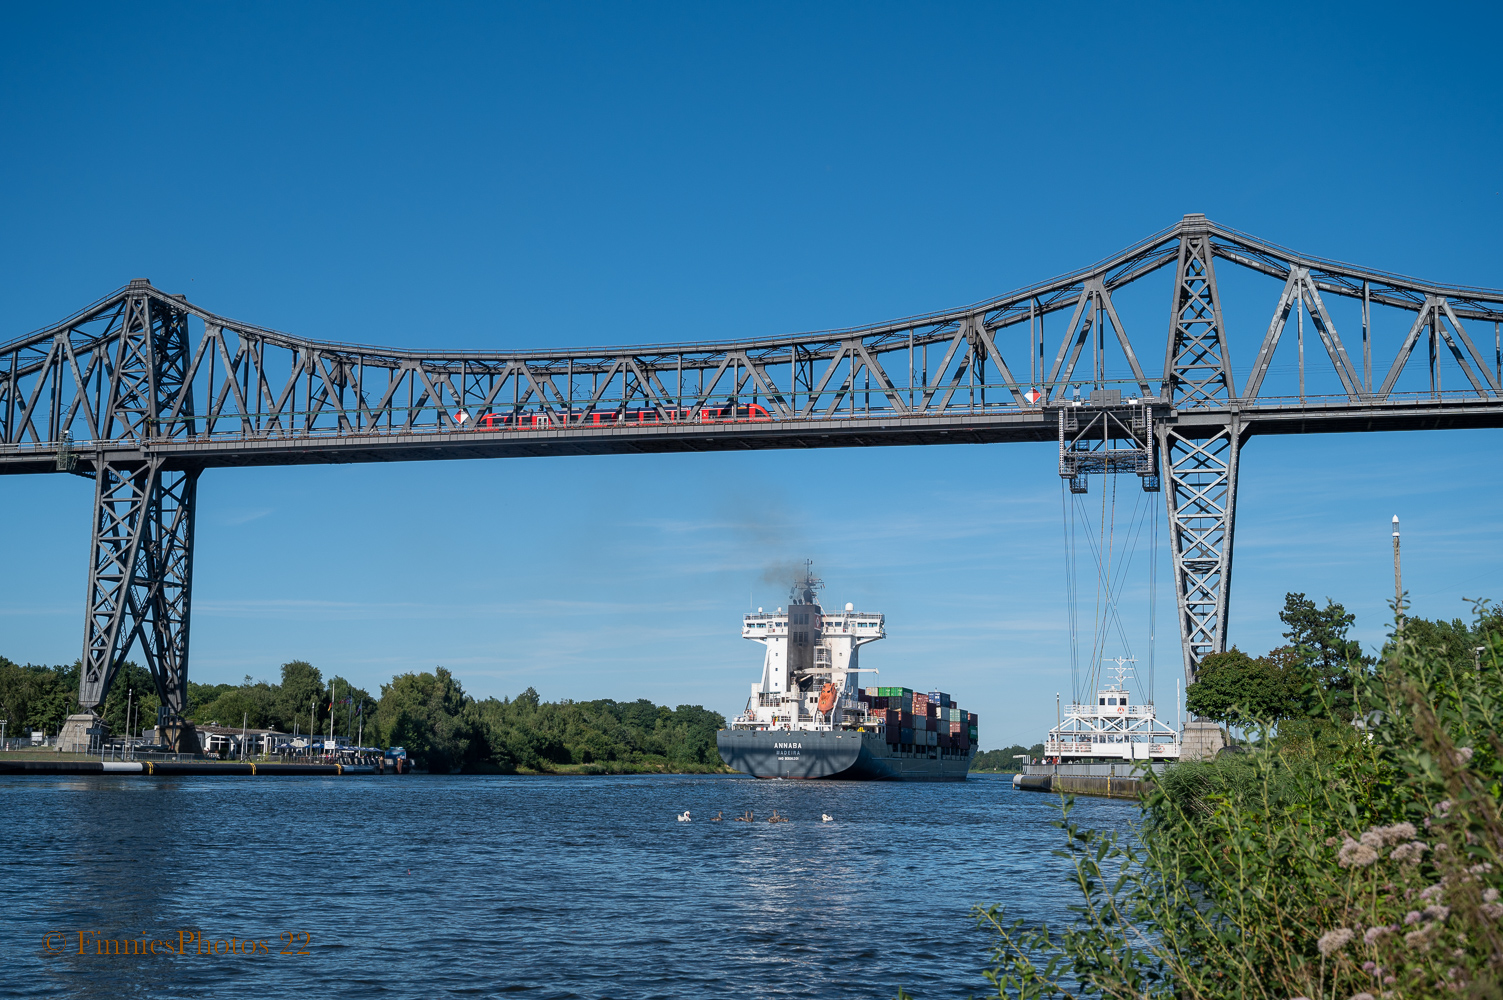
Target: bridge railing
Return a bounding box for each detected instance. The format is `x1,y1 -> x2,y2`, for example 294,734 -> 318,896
5,385 -> 1498,458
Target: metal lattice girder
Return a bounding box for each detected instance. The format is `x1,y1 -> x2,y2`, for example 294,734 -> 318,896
2,217 -> 1501,476
5,215 -> 1503,715
80,459 -> 199,714
1159,422 -> 1241,684
1056,397 -> 1159,490
75,287 -> 200,715
1162,217 -> 1236,407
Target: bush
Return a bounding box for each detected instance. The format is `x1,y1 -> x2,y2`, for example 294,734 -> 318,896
976,606 -> 1503,1000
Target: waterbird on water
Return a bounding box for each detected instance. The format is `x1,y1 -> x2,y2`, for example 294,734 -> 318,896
677,811 -> 691,822
821,814 -> 833,822
710,811 -> 723,822
734,811 -> 754,822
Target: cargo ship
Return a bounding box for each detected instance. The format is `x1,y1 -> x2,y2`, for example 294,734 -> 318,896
716,564 -> 976,781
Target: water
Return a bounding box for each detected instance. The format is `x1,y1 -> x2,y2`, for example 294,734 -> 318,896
0,773 -> 1136,999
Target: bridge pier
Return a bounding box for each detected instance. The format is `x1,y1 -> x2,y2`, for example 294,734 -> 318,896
79,459 -> 200,753
1162,216 -> 1240,687
1160,418 -> 1243,685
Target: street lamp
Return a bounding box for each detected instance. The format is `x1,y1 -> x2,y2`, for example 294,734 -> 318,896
1477,646 -> 1488,672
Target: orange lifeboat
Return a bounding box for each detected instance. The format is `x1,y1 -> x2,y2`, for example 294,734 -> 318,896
817,682 -> 838,715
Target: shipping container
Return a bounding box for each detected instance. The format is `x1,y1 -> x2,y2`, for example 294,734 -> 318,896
926,730 -> 938,746
899,727 -> 914,744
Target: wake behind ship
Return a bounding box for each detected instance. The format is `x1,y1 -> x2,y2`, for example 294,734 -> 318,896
716,564 -> 977,781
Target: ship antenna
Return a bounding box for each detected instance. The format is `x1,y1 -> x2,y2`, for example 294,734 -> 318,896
790,558 -> 824,605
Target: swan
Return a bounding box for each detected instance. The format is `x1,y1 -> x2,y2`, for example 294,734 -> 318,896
710,811 -> 723,822
821,814 -> 833,822
677,810 -> 691,822
734,811 -> 754,822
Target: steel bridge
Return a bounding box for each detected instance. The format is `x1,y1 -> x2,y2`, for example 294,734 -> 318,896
4,214 -> 1501,743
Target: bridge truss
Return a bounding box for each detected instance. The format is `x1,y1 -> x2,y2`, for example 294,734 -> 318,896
3,214 -> 1501,733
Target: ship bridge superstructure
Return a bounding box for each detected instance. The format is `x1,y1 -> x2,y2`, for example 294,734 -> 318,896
735,564 -> 885,731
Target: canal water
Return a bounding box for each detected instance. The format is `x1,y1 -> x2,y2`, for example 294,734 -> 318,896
0,773 -> 1136,999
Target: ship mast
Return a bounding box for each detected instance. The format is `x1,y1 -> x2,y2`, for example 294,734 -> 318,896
790,559 -> 824,606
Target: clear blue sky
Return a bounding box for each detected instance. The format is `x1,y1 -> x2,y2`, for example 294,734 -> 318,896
2,2 -> 1500,747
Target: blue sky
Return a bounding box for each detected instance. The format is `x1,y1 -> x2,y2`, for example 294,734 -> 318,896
2,2 -> 1500,747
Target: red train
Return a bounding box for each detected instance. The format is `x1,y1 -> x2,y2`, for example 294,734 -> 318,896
467,403 -> 772,430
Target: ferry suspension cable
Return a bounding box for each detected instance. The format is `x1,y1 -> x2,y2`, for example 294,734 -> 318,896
1061,472 -> 1158,709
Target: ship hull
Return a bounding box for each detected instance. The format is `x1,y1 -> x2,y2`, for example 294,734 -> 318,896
717,729 -> 971,781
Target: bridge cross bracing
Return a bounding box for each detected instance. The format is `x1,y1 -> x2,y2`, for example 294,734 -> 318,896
3,214 -> 1501,734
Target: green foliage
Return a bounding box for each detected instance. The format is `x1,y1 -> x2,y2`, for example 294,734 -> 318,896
1281,591 -> 1369,719
0,656 -> 79,737
375,667 -> 480,773
972,744 -> 1046,772
974,600 -> 1503,1000
0,654 -> 724,777
464,689 -> 729,775
1184,647 -> 1299,729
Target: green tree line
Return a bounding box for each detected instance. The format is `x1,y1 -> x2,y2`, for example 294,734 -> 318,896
0,656 -> 726,774
970,744 -> 1045,772
1184,592 -> 1503,744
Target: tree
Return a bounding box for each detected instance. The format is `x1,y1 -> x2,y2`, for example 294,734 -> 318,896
1394,602 -> 1503,672
274,660 -> 327,735
375,667 -> 478,772
971,744 -> 1046,771
1185,647 -> 1297,729
0,657 -> 78,737
1279,592 -> 1369,719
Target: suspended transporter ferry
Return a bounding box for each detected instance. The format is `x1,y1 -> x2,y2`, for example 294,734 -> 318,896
717,566 -> 977,781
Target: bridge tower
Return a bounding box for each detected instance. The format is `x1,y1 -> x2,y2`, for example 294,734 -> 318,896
1159,215 -> 1241,687
75,282 -> 201,752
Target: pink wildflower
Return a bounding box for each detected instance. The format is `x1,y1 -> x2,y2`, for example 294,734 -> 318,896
1454,747 -> 1474,765
1352,993 -> 1376,1000
1420,884 -> 1445,901
1405,910 -> 1423,925
1481,903 -> 1503,920
1318,927 -> 1356,956
1339,839 -> 1380,867
1424,904 -> 1451,921
1367,823 -> 1417,845
1364,926 -> 1393,945
1484,888 -> 1500,903
1325,837 -> 1339,847
1390,841 -> 1429,864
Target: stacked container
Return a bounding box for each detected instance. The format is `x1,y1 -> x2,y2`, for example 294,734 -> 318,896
853,686 -> 976,752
